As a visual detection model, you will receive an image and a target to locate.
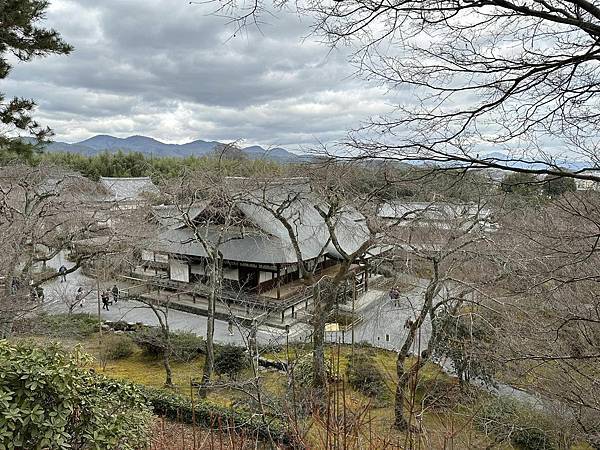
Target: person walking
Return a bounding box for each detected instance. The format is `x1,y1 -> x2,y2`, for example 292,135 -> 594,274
58,265 -> 67,282
111,284 -> 119,303
101,290 -> 110,311
35,286 -> 44,302
76,287 -> 84,307
389,287 -> 400,307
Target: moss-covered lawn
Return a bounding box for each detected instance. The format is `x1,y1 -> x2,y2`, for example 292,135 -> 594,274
15,324 -> 593,450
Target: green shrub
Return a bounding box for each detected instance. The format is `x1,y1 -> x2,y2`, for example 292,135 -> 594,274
0,340 -> 152,449
475,396 -> 556,450
101,334 -> 135,360
139,385 -> 292,445
292,354 -> 334,385
132,328 -> 203,361
346,353 -> 389,402
417,376 -> 462,410
513,426 -> 556,450
214,344 -> 249,379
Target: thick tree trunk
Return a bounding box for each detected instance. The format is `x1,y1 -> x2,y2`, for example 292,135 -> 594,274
1,279 -> 18,339
312,314 -> 328,390
163,349 -> 173,387
394,353 -> 410,430
0,318 -> 14,339
199,290 -> 215,398
311,281 -> 334,391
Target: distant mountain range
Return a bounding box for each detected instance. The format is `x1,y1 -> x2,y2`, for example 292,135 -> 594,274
35,135 -> 307,163
480,151 -> 592,171
33,137 -> 592,169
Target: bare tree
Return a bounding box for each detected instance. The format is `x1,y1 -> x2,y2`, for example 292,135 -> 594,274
240,169 -> 377,390
474,191 -> 600,444
194,0 -> 600,186
0,164 -> 109,337
136,297 -> 176,387
373,183 -> 497,430
159,170 -> 250,398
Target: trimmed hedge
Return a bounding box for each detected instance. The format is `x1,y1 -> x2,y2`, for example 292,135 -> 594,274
138,385 -> 294,447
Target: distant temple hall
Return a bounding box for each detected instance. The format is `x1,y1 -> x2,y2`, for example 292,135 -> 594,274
131,179 -> 382,323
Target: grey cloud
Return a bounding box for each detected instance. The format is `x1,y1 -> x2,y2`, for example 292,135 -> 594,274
6,0 -> 396,148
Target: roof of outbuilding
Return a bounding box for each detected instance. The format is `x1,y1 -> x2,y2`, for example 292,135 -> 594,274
378,201 -> 491,221
152,203 -> 208,229
99,177 -> 158,202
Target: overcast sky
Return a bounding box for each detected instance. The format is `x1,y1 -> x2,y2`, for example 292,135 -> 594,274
4,0 -> 397,151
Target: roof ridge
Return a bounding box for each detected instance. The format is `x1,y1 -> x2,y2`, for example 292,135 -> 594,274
100,176 -> 152,181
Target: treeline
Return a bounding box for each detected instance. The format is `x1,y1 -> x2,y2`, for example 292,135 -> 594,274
29,150 -> 488,203
35,151 -> 282,181
4,145 -> 508,203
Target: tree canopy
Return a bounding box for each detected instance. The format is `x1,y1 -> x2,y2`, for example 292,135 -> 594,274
36,150 -> 282,180
500,172 -> 541,197
543,173 -> 577,197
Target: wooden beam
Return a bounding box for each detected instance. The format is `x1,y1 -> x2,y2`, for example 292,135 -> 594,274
276,264 -> 281,300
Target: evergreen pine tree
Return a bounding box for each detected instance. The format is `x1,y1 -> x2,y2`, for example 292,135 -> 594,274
0,0 -> 72,160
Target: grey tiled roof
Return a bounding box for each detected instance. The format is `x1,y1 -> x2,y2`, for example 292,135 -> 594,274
99,177 -> 158,202
149,185 -> 372,264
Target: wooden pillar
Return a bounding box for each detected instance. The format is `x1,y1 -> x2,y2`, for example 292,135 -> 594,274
276,264 -> 281,300
364,261 -> 369,292
281,309 -> 285,323
352,276 -> 356,355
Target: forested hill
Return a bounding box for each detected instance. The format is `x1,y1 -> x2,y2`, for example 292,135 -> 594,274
37,135 -> 306,163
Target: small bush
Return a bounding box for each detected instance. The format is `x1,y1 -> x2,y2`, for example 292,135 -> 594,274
513,426 -> 556,450
132,328 -> 203,361
104,334 -> 135,359
346,353 -> 389,403
475,396 -> 556,450
292,354 -> 334,385
214,344 -> 249,379
418,376 -> 462,410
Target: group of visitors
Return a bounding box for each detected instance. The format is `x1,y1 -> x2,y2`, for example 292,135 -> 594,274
20,263 -> 123,312
389,287 -> 402,306
101,285 -> 120,311
73,285 -> 119,311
